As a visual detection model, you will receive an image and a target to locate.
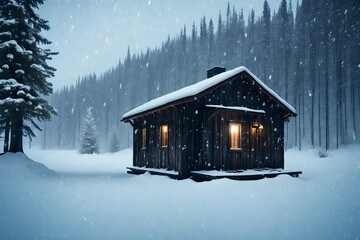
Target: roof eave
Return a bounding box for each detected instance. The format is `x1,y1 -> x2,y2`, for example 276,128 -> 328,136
121,72 -> 244,121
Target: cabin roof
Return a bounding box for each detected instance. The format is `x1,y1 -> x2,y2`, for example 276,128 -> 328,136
206,105 -> 266,115
122,66 -> 296,121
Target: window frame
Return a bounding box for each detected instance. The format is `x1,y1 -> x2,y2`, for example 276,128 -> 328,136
229,122 -> 241,150
160,124 -> 169,148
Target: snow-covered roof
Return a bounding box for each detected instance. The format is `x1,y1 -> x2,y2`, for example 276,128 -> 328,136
122,66 -> 296,120
206,105 -> 265,114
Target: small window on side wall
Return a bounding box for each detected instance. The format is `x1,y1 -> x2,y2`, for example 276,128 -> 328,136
160,125 -> 168,148
230,123 -> 241,150
141,128 -> 146,149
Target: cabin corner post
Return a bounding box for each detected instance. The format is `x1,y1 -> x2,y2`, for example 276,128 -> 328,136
280,120 -> 285,169
131,120 -> 137,167
177,138 -> 187,179
177,143 -> 188,179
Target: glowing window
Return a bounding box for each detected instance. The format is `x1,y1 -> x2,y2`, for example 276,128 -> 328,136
141,128 -> 146,149
230,123 -> 241,149
160,125 -> 168,148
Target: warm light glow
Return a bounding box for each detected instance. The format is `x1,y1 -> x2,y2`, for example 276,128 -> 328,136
230,124 -> 239,135
142,128 -> 146,149
252,122 -> 264,130
161,125 -> 168,147
230,123 -> 241,149
162,125 -> 168,133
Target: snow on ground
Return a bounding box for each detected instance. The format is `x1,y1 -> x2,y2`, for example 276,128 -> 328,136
0,146 -> 359,240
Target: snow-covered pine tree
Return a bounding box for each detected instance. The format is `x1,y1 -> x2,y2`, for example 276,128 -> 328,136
80,107 -> 99,154
0,0 -> 57,152
108,131 -> 119,153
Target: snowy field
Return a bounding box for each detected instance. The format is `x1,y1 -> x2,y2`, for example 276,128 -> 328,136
0,146 -> 359,240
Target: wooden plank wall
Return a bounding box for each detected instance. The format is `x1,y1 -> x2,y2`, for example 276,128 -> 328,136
195,72 -> 286,171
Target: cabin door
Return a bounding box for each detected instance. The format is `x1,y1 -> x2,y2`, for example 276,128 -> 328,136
251,127 -> 264,168
228,151 -> 242,170
227,122 -> 242,170
159,149 -> 168,168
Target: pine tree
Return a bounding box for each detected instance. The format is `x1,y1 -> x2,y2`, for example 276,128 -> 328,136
262,0 -> 271,82
190,22 -> 199,83
199,16 -> 208,69
109,131 -> 120,153
80,107 -> 99,154
216,11 -> 224,65
208,18 -> 215,67
0,0 -> 57,152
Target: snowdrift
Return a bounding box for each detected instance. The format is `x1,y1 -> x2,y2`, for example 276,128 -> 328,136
0,152 -> 56,179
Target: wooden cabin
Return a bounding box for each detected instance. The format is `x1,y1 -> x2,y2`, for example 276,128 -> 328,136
122,66 -> 297,179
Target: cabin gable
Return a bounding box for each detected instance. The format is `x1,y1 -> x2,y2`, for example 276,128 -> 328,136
174,72 -> 286,173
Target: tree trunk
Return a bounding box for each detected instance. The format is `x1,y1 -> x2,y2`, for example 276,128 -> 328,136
57,114 -> 61,148
3,120 -> 10,153
43,121 -> 47,150
318,71 -> 322,148
325,45 -> 329,150
324,3 -> 329,151
9,115 -> 23,152
310,41 -> 316,147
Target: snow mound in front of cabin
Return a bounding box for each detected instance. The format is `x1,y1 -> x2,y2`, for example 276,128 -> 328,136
26,147 -> 133,174
0,152 -> 56,179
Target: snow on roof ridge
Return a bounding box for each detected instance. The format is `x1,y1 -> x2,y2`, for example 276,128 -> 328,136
243,67 -> 296,114
122,66 -> 295,120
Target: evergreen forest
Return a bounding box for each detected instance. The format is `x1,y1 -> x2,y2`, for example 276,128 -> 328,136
39,0 -> 360,151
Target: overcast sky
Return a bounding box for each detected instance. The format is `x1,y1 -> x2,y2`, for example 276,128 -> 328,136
39,0 -> 285,89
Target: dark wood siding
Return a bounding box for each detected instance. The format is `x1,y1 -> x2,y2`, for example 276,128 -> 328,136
194,73 -> 286,171
133,108 -> 179,171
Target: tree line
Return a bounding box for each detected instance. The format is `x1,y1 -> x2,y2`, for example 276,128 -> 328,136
36,0 -> 360,151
